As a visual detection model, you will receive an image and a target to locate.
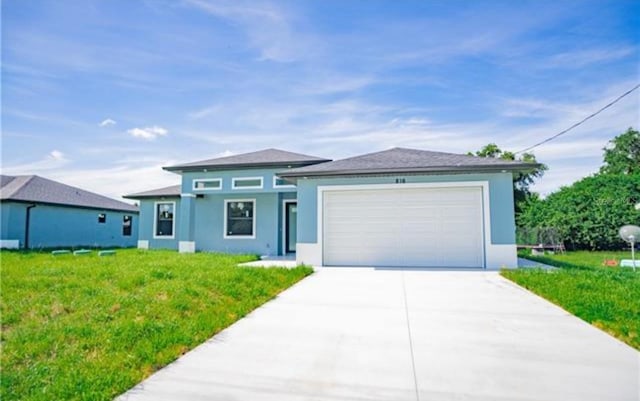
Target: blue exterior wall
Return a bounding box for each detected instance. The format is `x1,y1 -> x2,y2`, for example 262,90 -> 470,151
0,201 -> 138,248
181,168 -> 297,195
296,172 -> 516,245
138,197 -> 181,250
136,168 -> 299,255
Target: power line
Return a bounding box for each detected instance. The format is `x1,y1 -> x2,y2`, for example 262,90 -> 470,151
514,83 -> 640,154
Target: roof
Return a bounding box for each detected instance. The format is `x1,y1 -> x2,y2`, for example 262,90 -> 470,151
123,185 -> 181,199
0,175 -> 139,212
164,148 -> 331,172
279,147 -> 539,178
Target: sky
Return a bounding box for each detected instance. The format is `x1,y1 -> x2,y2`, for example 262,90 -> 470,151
2,0 -> 639,202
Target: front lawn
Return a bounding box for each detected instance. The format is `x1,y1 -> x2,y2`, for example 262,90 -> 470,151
503,251 -> 640,350
0,250 -> 312,401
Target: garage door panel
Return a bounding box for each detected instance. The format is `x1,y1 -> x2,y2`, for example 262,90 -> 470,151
323,186 -> 484,268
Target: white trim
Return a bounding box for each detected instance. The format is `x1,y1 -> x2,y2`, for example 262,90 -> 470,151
223,199 -> 257,239
273,176 -> 295,189
181,193 -> 196,198
137,240 -> 149,250
0,239 -> 20,249
282,199 -> 297,255
153,201 -> 176,239
296,243 -> 322,266
485,244 -> 518,270
232,177 -> 263,190
192,178 -> 222,191
179,241 -> 196,253
316,181 -> 491,268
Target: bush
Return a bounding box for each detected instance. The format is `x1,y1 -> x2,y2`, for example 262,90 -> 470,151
518,173 -> 640,250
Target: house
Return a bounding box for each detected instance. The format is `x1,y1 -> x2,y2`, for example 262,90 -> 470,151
126,147 -> 536,269
1,175 -> 139,249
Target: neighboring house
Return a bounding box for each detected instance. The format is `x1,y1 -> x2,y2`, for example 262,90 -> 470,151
126,147 -> 537,269
0,175 -> 139,249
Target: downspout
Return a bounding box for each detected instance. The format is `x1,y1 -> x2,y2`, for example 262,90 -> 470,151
25,204 -> 36,249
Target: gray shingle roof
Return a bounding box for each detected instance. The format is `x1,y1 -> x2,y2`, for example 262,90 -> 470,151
123,185 -> 181,199
279,147 -> 539,178
164,148 -> 331,172
0,175 -> 139,212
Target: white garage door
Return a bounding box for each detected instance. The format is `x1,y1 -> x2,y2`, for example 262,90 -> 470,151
322,186 -> 485,268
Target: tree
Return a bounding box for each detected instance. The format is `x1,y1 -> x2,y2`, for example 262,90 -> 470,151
469,144 -> 547,214
517,173 -> 640,250
600,127 -> 640,175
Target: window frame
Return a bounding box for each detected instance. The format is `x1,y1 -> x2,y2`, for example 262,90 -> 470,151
122,215 -> 133,236
273,176 -> 295,189
231,177 -> 263,190
223,199 -> 256,239
153,201 -> 176,239
192,178 -> 222,191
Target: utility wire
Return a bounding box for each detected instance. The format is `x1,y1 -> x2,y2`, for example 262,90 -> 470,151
514,83 -> 640,154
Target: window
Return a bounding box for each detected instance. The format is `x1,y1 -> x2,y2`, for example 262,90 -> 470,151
232,177 -> 263,189
98,213 -> 106,223
224,200 -> 255,238
273,176 -> 295,188
122,215 -> 132,236
193,178 -> 222,191
154,202 -> 175,238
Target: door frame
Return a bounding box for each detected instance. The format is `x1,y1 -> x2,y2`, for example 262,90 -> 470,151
282,200 -> 297,255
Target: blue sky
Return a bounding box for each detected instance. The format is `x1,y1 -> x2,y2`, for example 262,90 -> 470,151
2,0 -> 639,201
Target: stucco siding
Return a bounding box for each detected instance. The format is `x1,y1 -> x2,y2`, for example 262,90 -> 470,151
296,172 -> 516,245
182,168 -> 297,194
0,201 -> 138,248
138,198 -> 180,250
193,192 -> 280,256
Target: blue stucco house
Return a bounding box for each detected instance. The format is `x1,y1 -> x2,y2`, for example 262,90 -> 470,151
126,148 -> 536,269
1,175 -> 139,249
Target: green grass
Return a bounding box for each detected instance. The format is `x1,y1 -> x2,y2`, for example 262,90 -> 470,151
503,251 -> 640,350
520,250 -> 636,270
0,250 -> 312,401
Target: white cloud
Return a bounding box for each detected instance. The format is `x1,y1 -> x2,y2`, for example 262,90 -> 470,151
547,46 -> 637,69
99,118 -> 117,127
1,150 -> 70,175
49,150 -> 66,161
127,126 -> 168,140
184,0 -> 316,62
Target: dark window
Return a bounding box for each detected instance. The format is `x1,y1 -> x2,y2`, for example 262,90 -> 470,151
226,201 -> 254,237
98,213 -> 106,223
233,178 -> 262,189
123,215 -> 132,236
156,203 -> 174,237
274,177 -> 294,187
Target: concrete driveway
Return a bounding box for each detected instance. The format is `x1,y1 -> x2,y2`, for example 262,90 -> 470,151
119,268 -> 639,401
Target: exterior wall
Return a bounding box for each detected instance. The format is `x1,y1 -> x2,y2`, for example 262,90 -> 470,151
0,201 -> 138,248
295,172 -> 517,269
136,168 -> 299,255
193,193 -> 277,256
137,198 -> 181,250
181,168 -> 297,195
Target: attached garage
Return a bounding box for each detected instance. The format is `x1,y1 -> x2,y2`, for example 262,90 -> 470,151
280,147 -> 537,270
322,185 -> 485,268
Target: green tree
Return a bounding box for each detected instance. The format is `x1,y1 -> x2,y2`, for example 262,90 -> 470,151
517,173 -> 640,250
469,144 -> 547,214
600,127 -> 640,175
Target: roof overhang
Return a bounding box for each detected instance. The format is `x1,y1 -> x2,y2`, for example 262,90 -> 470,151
163,160 -> 332,174
278,163 -> 541,179
0,198 -> 139,213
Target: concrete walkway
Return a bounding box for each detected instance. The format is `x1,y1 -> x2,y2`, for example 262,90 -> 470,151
118,269 -> 639,401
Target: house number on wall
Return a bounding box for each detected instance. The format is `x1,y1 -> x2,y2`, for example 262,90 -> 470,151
395,178 -> 406,184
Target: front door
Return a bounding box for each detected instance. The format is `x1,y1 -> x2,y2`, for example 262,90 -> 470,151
285,202 -> 297,253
